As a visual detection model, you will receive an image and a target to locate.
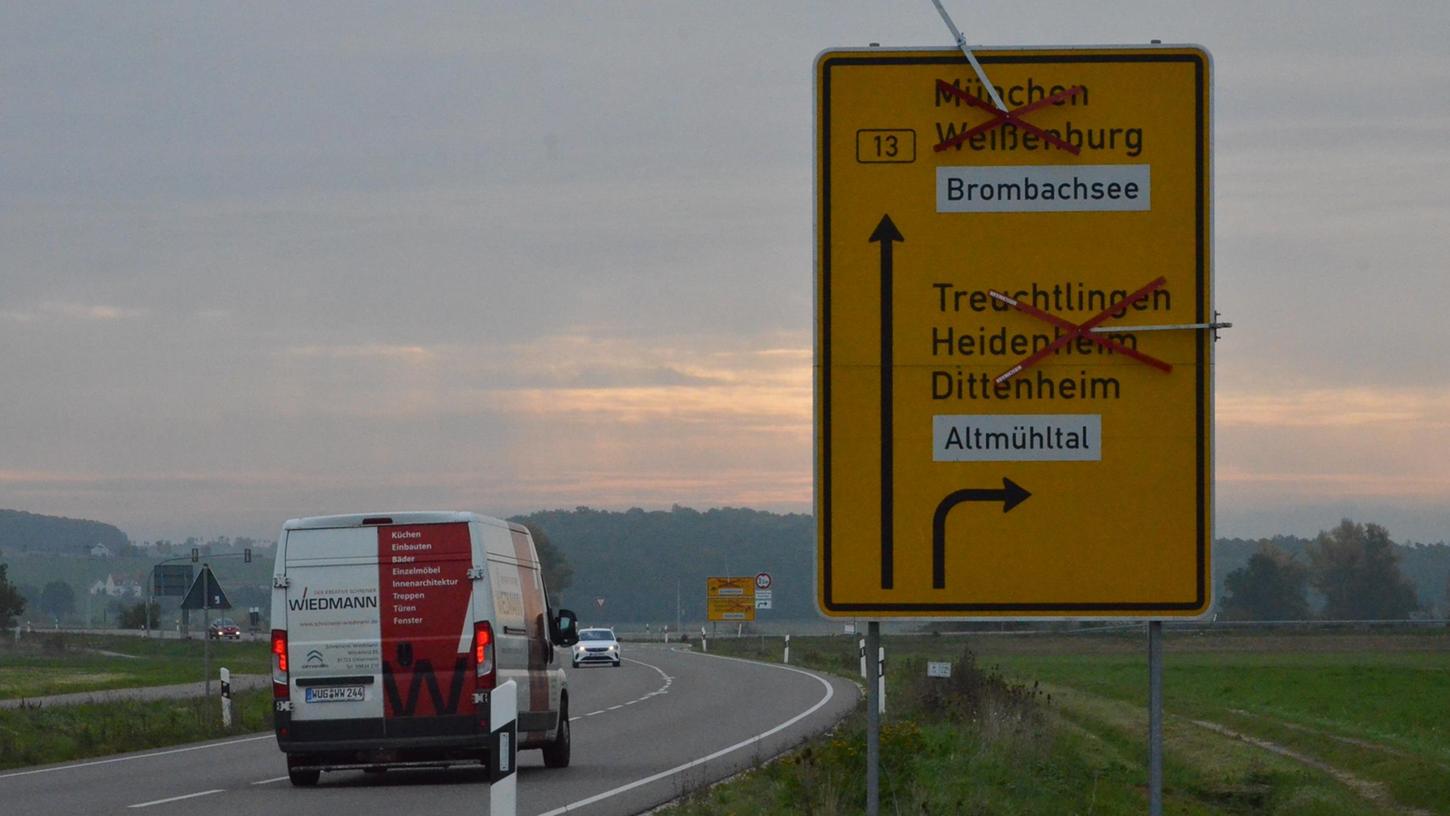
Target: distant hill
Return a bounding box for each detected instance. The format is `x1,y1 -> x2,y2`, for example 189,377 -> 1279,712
0,509 -> 129,556
514,506 -> 814,625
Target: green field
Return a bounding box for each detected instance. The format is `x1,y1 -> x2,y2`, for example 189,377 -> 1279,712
0,632 -> 273,770
677,629 -> 1448,815
0,632 -> 268,700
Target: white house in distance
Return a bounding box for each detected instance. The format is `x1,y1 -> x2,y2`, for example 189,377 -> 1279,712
88,574 -> 144,598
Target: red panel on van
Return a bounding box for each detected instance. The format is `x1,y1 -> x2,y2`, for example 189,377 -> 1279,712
377,523 -> 475,719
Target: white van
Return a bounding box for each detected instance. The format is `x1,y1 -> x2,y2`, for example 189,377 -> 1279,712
268,512 -> 579,786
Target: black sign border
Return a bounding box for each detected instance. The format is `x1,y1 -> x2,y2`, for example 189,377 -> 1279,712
817,50 -> 1211,615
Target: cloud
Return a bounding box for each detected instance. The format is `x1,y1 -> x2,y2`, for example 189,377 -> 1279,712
0,301 -> 146,322
1217,385 -> 1450,512
259,330 -> 810,417
1218,386 -> 1450,429
1217,467 -> 1448,500
281,343 -> 436,362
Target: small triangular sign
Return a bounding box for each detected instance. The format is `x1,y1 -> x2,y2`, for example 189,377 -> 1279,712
179,566 -> 232,610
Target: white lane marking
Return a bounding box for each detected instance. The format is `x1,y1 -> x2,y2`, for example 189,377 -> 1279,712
572,654 -> 673,720
250,776 -> 289,785
0,734 -> 274,780
536,651 -> 841,816
128,789 -> 224,808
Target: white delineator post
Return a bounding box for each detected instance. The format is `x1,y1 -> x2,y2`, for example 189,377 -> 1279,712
219,667 -> 232,728
859,636 -> 867,678
783,634 -> 791,664
878,645 -> 886,715
485,679 -> 518,816
701,626 -> 708,653
865,622 -> 881,816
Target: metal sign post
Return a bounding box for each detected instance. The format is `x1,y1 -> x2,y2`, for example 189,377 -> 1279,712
203,577 -> 210,698
180,565 -> 232,697
865,621 -> 881,816
1148,621 -> 1164,815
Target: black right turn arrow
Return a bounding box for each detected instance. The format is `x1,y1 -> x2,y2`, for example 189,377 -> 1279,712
932,478 -> 1031,589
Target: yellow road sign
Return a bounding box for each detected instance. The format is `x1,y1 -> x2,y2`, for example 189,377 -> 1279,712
707,576 -> 757,621
815,46 -> 1213,618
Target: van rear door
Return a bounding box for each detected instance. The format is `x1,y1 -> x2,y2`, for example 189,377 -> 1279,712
284,526 -> 386,732
283,521 -> 478,737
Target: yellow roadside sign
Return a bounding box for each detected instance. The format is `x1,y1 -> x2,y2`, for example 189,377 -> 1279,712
814,46 -> 1213,618
707,576 -> 756,621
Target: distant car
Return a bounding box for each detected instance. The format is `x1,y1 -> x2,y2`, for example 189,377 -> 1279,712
208,618 -> 241,640
571,627 -> 621,668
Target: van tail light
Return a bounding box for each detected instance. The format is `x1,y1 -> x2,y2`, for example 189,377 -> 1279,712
474,621 -> 496,689
271,629 -> 290,697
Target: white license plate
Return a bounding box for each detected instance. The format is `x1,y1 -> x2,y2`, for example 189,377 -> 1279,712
305,686 -> 365,703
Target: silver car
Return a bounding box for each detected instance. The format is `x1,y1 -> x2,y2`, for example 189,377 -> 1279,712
571,627 -> 621,668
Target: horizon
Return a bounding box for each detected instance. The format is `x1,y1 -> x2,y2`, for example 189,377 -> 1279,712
5,502 -> 1448,550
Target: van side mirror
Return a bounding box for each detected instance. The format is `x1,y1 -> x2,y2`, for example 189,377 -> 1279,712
551,608 -> 579,646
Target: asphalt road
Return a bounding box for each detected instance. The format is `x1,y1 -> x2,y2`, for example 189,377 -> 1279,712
0,644 -> 859,816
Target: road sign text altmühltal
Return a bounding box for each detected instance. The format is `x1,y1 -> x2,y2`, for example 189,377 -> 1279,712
815,46 -> 1213,618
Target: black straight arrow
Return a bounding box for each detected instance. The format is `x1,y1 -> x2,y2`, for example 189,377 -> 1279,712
870,215 -> 904,590
932,478 -> 1031,589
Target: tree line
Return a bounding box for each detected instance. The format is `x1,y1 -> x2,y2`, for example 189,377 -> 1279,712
0,511 -> 1440,630
1219,519 -> 1423,621
512,505 -> 815,625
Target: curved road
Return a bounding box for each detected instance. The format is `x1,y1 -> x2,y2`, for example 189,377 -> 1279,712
0,644 -> 859,815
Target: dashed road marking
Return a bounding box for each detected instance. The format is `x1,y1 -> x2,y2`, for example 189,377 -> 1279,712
129,789 -> 224,808
572,652 -> 673,720
537,651 -> 841,816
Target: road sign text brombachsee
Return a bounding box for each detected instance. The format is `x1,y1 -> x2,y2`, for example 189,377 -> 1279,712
815,46 -> 1213,618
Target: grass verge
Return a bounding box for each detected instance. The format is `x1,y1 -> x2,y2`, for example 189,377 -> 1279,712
658,633 -> 1437,815
0,689 -> 272,771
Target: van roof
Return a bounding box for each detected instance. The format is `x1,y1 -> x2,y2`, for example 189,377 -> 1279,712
282,511 -> 523,532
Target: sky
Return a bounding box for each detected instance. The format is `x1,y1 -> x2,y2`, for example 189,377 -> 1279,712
2,2 -> 1448,545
